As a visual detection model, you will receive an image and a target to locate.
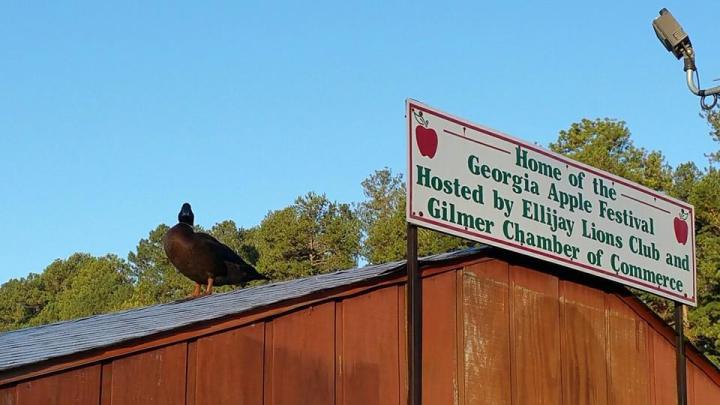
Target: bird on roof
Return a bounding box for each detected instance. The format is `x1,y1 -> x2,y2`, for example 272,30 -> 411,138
163,203 -> 268,297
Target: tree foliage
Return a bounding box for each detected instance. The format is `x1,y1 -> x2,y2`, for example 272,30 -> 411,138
550,118 -> 673,191
357,169 -> 407,264
357,168 -> 474,264
47,255 -> 132,321
0,254 -> 133,331
671,162 -> 702,203
683,111 -> 720,364
689,181 -> 720,363
0,275 -> 44,331
254,192 -> 361,280
704,109 -> 720,163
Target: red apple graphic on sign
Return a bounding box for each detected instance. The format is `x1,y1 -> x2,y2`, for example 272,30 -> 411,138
413,110 -> 438,158
674,209 -> 689,245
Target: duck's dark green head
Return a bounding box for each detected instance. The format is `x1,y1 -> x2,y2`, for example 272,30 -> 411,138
178,203 -> 194,226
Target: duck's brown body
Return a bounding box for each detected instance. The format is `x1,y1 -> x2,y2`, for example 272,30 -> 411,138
163,203 -> 266,296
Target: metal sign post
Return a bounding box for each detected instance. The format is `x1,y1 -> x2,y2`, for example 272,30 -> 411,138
407,223 -> 421,405
676,302 -> 687,405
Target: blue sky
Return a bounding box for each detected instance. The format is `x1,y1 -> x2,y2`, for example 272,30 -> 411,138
1,1 -> 719,283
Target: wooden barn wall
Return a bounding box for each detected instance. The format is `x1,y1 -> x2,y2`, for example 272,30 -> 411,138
2,258 -> 720,404
459,258 -> 720,405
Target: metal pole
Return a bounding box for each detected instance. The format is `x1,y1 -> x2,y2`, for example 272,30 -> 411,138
675,302 -> 687,405
407,223 -> 421,405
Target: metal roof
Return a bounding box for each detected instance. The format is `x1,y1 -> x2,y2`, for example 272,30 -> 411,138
0,247 -> 487,372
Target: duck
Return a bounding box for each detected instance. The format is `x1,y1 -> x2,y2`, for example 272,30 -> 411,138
163,203 -> 268,296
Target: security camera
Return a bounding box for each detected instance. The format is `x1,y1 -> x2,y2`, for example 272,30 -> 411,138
652,8 -> 692,59
652,8 -> 720,109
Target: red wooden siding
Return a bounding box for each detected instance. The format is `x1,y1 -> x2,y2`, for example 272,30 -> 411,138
2,255 -> 720,404
339,286 -> 401,405
651,331 -> 676,405
422,270 -> 458,404
462,260 -> 511,405
397,285 -> 408,405
608,295 -> 652,404
0,385 -> 15,405
195,323 -> 264,404
110,343 -> 186,405
692,362 -> 720,403
512,265 -> 562,404
16,364 -> 100,405
688,361 -> 697,405
266,302 -> 335,405
560,280 -> 608,405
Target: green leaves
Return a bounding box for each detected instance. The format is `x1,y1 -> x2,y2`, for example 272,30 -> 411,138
703,109 -> 720,163
357,168 -> 473,264
550,118 -> 673,192
357,168 -> 406,264
0,254 -> 134,331
52,255 -> 133,321
254,192 -> 361,280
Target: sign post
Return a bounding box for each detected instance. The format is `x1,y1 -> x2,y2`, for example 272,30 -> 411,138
676,303 -> 687,405
406,223 -> 421,405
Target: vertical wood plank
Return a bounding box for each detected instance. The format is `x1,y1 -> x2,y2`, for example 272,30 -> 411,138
335,301 -> 344,405
463,260 -> 511,405
455,270 -> 465,405
510,264 -> 561,405
398,284 -> 408,405
263,321 -> 274,405
652,332 -> 677,405
639,309 -> 653,403
340,287 -> 400,405
100,362 -> 112,405
647,330 -> 656,405
422,270 -> 458,404
16,364 -> 101,405
559,280 -> 608,405
686,362 -> 695,405
267,302 -> 335,405
606,295 -> 650,405
186,340 -> 197,405
0,385 -> 16,405
110,343 -> 187,405
508,263 -> 516,405
195,325 -> 264,405
692,365 -> 720,404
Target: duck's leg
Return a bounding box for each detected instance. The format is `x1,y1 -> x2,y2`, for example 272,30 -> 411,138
205,277 -> 214,295
191,283 -> 201,297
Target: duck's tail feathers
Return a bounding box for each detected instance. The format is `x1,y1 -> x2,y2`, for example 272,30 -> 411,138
218,262 -> 269,286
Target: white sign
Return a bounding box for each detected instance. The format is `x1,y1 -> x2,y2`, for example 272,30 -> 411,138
407,100 -> 697,306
